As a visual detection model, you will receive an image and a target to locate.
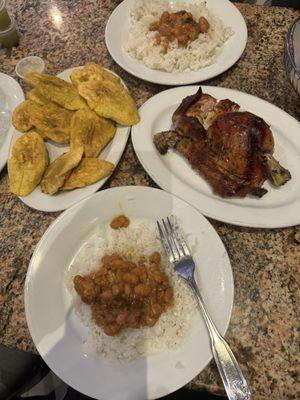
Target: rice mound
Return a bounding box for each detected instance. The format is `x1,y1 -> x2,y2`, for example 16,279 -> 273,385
124,0 -> 233,73
66,218 -> 196,362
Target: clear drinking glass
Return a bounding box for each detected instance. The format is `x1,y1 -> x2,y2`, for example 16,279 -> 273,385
0,0 -> 11,30
0,17 -> 19,47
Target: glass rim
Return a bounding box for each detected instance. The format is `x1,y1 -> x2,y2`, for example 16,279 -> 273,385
0,0 -> 6,11
0,16 -> 15,35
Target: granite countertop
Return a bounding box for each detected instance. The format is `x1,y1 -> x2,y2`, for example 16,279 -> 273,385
0,1 -> 299,399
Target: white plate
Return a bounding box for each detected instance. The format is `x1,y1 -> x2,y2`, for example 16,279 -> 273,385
0,73 -> 24,173
25,186 -> 233,400
131,86 -> 300,228
105,0 -> 247,86
10,67 -> 130,212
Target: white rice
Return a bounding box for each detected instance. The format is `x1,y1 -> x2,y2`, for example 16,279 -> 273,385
124,0 -> 233,73
65,218 -> 196,362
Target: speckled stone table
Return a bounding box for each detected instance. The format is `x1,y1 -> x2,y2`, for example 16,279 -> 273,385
0,2 -> 299,399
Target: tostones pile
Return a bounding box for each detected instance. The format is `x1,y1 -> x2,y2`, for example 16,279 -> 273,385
9,63 -> 140,196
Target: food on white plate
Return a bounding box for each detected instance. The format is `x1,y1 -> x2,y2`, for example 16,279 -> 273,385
110,214 -> 130,229
12,100 -> 74,144
70,62 -> 120,88
125,0 -> 233,73
153,87 -> 291,198
24,72 -> 86,110
62,158 -> 114,190
40,146 -> 83,195
8,131 -> 48,196
149,10 -> 210,54
74,249 -> 174,336
27,88 -> 49,105
66,216 -> 196,361
12,100 -> 40,132
30,102 -> 74,144
9,63 -> 140,197
78,79 -> 140,126
70,108 -> 116,157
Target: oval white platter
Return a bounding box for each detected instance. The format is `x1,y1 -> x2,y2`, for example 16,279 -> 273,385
131,86 -> 300,228
24,186 -> 233,400
10,67 -> 130,212
105,0 -> 247,85
0,72 -> 24,173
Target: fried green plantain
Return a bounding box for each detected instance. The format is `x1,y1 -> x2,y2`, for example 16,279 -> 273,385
70,109 -> 116,157
27,88 -> 49,105
70,63 -> 120,88
29,102 -> 74,144
63,158 -> 114,189
25,72 -> 86,110
40,146 -> 83,195
77,79 -> 140,126
8,131 -> 48,196
12,100 -> 41,132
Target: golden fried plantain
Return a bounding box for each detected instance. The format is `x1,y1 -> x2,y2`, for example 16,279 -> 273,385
40,146 -> 83,195
70,109 -> 116,157
35,129 -> 70,144
25,127 -> 65,145
26,128 -> 47,141
24,72 -> 61,87
12,100 -> 41,132
29,103 -> 74,144
70,63 -> 120,88
27,88 -> 49,105
85,63 -> 121,83
8,131 -> 48,196
24,72 -> 72,88
78,79 -> 140,126
63,158 -> 114,190
24,72 -> 86,110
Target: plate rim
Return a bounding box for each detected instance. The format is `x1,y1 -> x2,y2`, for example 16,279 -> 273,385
131,85 -> 300,229
10,66 -> 130,212
105,0 -> 248,85
0,72 -> 25,173
24,185 -> 234,400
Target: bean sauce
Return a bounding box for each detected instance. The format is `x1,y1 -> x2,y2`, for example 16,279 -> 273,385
74,251 -> 174,336
110,215 -> 130,229
149,11 -> 210,53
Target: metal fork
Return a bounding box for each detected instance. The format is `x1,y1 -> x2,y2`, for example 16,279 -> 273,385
157,216 -> 251,400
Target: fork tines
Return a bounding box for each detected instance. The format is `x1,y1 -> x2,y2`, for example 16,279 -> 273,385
157,216 -> 190,263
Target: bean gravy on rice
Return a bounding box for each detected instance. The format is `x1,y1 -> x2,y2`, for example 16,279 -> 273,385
67,215 -> 195,361
74,215 -> 174,336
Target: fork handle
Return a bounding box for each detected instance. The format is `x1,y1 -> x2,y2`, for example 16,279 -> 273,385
188,278 -> 251,400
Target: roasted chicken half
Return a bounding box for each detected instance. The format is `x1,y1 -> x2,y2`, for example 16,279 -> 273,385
153,88 -> 291,198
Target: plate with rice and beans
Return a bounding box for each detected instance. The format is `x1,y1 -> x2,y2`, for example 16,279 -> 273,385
24,186 -> 233,400
105,0 -> 247,85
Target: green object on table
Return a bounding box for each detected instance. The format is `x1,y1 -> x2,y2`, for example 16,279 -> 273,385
0,18 -> 19,48
0,0 -> 11,30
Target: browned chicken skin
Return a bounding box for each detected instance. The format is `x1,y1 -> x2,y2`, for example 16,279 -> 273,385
153,87 -> 291,198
